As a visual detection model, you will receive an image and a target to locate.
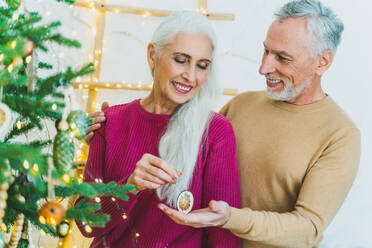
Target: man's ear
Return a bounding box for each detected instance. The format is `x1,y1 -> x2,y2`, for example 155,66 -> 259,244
147,43 -> 156,70
314,49 -> 333,76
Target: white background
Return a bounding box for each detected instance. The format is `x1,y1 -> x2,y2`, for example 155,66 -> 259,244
25,0 -> 372,247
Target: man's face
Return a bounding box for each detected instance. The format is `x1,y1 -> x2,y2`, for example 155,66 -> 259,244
259,18 -> 317,103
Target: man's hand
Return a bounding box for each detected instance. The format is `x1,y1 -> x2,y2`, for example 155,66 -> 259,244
158,200 -> 231,228
85,101 -> 109,144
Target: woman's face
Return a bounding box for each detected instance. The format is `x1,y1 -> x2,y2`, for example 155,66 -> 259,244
148,32 -> 213,106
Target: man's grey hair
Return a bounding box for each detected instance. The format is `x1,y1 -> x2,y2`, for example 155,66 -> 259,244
274,0 -> 344,56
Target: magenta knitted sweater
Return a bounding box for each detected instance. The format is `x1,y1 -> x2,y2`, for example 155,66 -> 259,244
76,99 -> 241,248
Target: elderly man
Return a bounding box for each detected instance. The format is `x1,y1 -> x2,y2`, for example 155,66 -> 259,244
86,0 -> 360,247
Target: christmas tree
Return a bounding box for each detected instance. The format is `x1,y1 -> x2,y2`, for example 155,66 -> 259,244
0,0 -> 133,247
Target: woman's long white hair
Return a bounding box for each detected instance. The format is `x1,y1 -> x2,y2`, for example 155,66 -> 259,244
152,11 -> 220,207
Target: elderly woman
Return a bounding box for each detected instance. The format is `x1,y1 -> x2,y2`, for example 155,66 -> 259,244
77,11 -> 240,247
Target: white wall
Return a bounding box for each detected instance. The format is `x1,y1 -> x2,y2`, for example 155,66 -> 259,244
28,0 -> 372,247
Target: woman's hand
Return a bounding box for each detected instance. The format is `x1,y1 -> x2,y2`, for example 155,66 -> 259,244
127,153 -> 181,193
85,102 -> 109,144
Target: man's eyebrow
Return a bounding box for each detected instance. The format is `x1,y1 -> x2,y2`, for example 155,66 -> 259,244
263,42 -> 293,58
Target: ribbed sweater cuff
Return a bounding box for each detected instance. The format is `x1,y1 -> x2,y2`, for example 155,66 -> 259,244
222,207 -> 252,232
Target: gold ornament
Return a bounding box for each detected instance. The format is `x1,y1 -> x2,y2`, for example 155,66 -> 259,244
176,190 -> 194,214
0,183 -> 9,222
7,214 -> 24,248
38,201 -> 66,226
0,102 -> 12,141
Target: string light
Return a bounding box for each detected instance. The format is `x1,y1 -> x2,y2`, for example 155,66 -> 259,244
0,54 -> 3,61
135,233 -> 140,238
111,197 -> 116,202
12,13 -> 19,20
7,63 -> 14,72
16,120 -> 22,129
105,83 -> 111,87
23,160 -> 30,169
25,56 -> 32,64
78,84 -> 83,89
39,216 -> 46,224
84,225 -> 92,233
116,83 -> 121,88
33,163 -> 39,172
40,229 -> 46,236
1,223 -> 7,231
95,197 -> 101,203
62,174 -> 71,183
11,40 -> 17,49
58,241 -> 63,247
52,104 -> 57,110
122,214 -> 127,219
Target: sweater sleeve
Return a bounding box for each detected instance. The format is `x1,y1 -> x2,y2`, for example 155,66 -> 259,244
75,121 -> 141,238
202,116 -> 241,248
222,128 -> 361,247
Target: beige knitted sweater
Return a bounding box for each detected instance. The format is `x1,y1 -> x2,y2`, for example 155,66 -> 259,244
220,91 -> 360,248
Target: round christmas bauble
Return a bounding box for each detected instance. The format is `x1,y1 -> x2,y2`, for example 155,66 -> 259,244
0,102 -> 12,141
56,220 -> 70,238
176,190 -> 194,214
38,202 -> 66,226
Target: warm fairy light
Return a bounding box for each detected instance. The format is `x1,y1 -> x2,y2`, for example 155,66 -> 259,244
33,163 -> 39,172
11,40 -> 17,49
143,11 -> 151,17
25,56 -> 32,64
85,225 -> 92,233
78,178 -> 83,184
127,83 -> 132,88
95,197 -> 101,203
1,223 -> 7,231
58,241 -> 63,247
94,178 -> 100,183
114,9 -> 119,14
12,13 -> 19,20
76,77 -> 81,82
39,216 -> 46,224
40,229 -> 46,236
136,233 -> 140,237
105,83 -> 110,87
93,77 -> 98,82
52,104 -> 57,110
23,160 -> 30,169
111,197 -> 116,202
84,84 -> 89,88
122,214 -> 127,219
78,84 -> 83,89
0,54 -> 3,61
62,174 -> 71,183
94,60 -> 99,66
116,83 -> 121,88
50,217 -> 57,226
7,63 -> 14,72
16,120 -> 22,129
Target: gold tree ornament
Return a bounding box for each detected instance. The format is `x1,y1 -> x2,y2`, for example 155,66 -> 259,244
38,201 -> 66,226
0,102 -> 12,142
7,214 -> 24,248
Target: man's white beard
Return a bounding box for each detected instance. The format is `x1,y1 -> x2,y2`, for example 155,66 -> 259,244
267,77 -> 312,101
